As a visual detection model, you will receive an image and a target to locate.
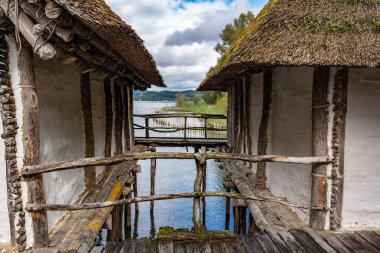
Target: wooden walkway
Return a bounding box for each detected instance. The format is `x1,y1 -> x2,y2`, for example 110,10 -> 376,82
91,229 -> 380,253
135,137 -> 227,147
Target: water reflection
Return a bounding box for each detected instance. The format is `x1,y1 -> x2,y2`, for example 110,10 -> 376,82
131,102 -> 233,238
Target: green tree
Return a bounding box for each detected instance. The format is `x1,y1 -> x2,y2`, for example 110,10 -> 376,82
214,11 -> 255,56
202,91 -> 224,105
176,94 -> 188,107
192,93 -> 202,106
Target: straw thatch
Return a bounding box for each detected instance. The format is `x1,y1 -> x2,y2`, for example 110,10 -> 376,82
55,0 -> 165,87
198,0 -> 380,91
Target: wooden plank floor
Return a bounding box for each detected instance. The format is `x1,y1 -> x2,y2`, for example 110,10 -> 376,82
90,229 -> 380,253
135,137 -> 227,147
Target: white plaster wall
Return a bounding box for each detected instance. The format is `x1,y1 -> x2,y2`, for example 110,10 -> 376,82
342,68 -> 380,229
90,74 -> 105,177
266,67 -> 314,223
34,58 -> 85,230
249,73 -> 264,172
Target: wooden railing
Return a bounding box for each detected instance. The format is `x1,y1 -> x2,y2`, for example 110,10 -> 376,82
133,113 -> 227,139
21,149 -> 330,245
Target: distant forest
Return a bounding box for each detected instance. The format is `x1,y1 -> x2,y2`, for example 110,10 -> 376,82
134,90 -> 196,101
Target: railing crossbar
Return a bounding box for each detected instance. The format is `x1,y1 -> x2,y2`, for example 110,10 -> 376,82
25,191 -> 328,212
21,152 -> 330,176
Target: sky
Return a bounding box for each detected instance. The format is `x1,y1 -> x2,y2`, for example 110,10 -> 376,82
105,0 -> 268,90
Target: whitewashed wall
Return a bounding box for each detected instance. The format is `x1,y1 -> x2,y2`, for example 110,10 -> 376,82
34,58 -> 85,230
266,67 -> 314,223
90,74 -> 106,177
342,68 -> 380,229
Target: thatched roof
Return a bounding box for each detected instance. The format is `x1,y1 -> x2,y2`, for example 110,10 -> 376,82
198,0 -> 380,91
55,0 -> 165,87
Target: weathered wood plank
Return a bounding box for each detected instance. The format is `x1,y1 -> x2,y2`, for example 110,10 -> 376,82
277,231 -> 307,253
254,232 -> 280,253
289,229 -> 325,253
265,230 -> 292,253
118,239 -> 131,253
173,242 -> 186,253
335,232 -> 380,253
158,240 -> 174,253
355,231 -> 380,250
318,232 -> 351,253
310,67 -> 330,230
302,227 -> 336,253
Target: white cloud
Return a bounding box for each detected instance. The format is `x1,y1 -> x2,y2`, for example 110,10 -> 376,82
105,0 -> 266,90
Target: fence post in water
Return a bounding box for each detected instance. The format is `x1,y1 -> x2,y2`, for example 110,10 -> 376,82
184,116 -> 187,140
150,148 -> 157,211
193,148 -> 205,233
145,117 -> 150,138
201,147 -> 207,226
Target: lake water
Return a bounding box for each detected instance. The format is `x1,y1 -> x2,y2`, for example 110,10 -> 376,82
131,101 -> 233,238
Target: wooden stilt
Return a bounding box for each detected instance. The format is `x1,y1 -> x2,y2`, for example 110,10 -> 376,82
225,187 -> 231,230
133,171 -> 139,212
233,205 -> 240,234
201,147 -> 207,226
19,37 -> 49,248
248,214 -> 254,234
193,157 -> 204,233
150,148 -> 157,211
128,87 -> 135,148
80,72 -> 96,191
240,207 -> 247,234
310,67 -> 330,231
124,179 -> 132,239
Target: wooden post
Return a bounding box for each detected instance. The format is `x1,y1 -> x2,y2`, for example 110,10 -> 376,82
240,207 -> 247,234
150,148 -> 156,211
193,153 -> 204,233
255,70 -> 273,189
128,87 -> 135,148
201,147 -> 207,225
225,188 -> 231,230
107,82 -> 123,242
330,67 -> 348,230
80,73 -> 95,191
124,179 -> 132,239
184,116 -> 187,140
145,117 -> 150,138
122,85 -> 131,152
19,38 -> 48,247
310,67 -> 330,231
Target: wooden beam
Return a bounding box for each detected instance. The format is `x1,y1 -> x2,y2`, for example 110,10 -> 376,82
25,191 -> 325,212
256,70 -> 273,189
19,37 -> 48,247
21,153 -> 330,176
0,0 -> 56,59
310,67 -> 330,231
80,73 -> 95,191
